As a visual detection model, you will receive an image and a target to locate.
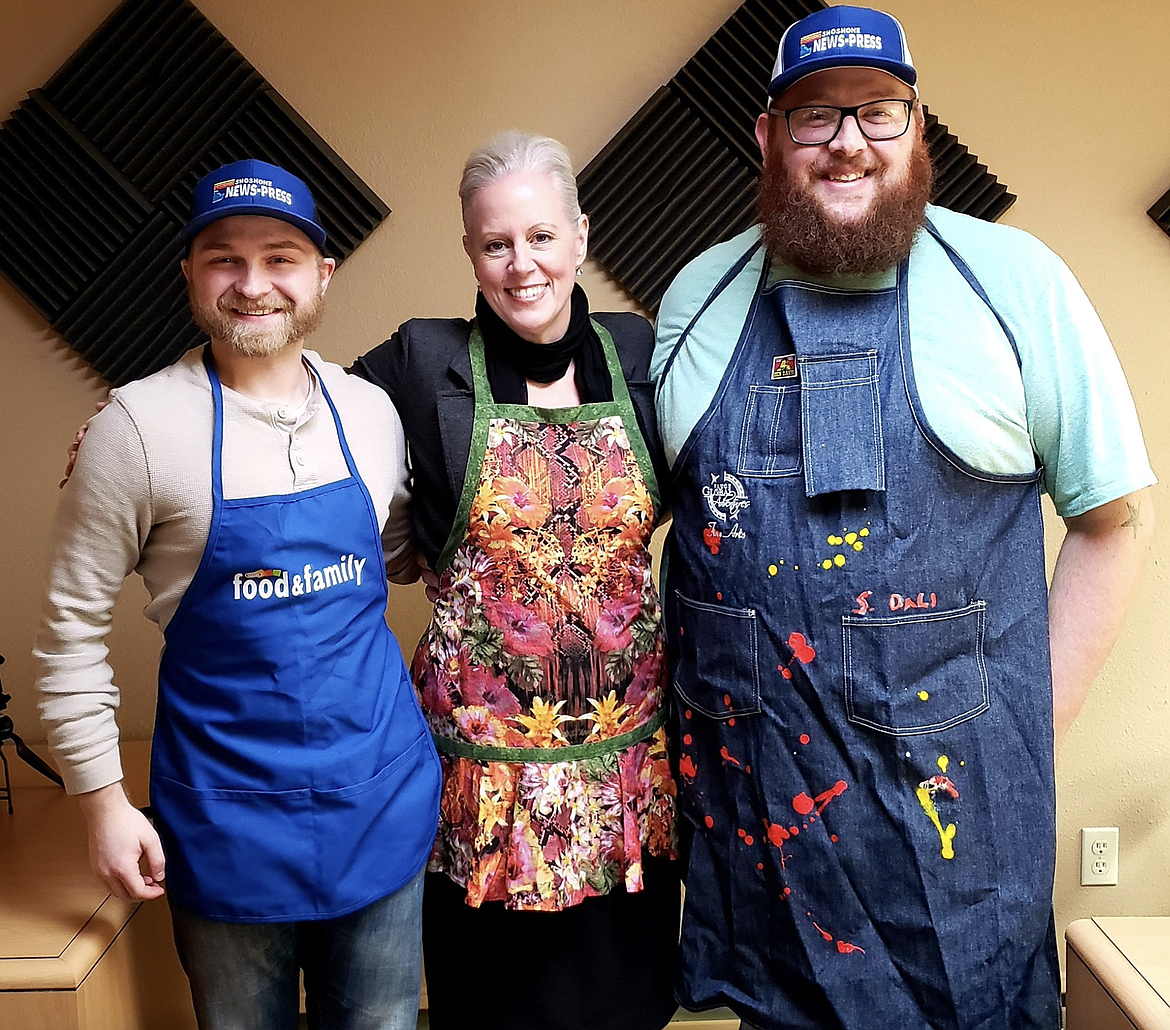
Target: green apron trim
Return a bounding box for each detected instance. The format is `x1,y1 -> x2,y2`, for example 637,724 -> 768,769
433,319 -> 661,572
431,706 -> 669,763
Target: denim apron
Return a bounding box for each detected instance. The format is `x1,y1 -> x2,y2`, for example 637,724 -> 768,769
663,223 -> 1061,1029
151,350 -> 441,923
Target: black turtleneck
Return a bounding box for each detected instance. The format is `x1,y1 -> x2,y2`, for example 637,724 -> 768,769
475,284 -> 613,405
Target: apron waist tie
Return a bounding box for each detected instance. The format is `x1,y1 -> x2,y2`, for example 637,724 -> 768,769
433,707 -> 668,763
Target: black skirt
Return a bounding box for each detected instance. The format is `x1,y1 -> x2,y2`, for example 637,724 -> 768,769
422,857 -> 681,1030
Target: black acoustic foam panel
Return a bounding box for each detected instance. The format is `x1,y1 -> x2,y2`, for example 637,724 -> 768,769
0,0 -> 389,385
578,0 -> 1016,312
1147,187 -> 1170,238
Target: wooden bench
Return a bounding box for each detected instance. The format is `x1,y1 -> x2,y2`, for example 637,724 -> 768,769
1066,917 -> 1170,1030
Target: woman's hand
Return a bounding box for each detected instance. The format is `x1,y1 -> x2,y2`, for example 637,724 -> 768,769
59,400 -> 109,488
418,553 -> 440,604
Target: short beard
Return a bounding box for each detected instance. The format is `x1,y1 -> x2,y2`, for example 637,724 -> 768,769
757,132 -> 933,276
189,284 -> 326,357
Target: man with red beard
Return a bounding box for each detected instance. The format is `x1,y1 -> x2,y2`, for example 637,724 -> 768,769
652,6 -> 1154,1030
35,159 -> 440,1030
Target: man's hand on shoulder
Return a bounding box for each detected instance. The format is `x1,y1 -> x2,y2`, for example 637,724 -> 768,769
76,782 -> 166,901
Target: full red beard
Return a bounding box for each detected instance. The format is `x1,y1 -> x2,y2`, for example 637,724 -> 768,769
757,130 -> 933,276
189,286 -> 326,357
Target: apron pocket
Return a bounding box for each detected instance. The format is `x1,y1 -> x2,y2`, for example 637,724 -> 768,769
737,383 -> 801,478
798,351 -> 884,496
842,601 -> 990,735
153,776 -> 315,917
313,732 -> 439,903
671,591 -> 761,719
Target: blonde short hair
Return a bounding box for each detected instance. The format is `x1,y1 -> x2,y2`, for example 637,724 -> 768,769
459,130 -> 581,226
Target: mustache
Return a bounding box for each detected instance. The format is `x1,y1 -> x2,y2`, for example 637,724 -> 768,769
217,293 -> 291,314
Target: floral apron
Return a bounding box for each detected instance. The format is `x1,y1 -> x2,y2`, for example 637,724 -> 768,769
413,321 -> 677,911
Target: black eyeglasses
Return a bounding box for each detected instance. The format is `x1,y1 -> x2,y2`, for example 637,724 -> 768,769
768,99 -> 915,146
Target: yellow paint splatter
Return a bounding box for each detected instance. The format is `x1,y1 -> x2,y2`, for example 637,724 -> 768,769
860,528 -> 870,537
822,559 -> 833,570
937,755 -> 949,773
853,541 -> 864,552
833,554 -> 846,568
916,786 -> 956,860
827,535 -> 844,546
845,532 -> 858,545
768,564 -> 778,576
917,691 -> 929,701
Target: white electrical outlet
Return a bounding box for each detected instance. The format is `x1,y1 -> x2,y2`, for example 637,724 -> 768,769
1080,827 -> 1119,886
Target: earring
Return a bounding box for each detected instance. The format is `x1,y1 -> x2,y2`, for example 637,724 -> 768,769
575,266 -> 582,277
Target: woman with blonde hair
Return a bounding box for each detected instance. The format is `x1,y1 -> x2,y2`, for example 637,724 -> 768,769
353,131 -> 679,1030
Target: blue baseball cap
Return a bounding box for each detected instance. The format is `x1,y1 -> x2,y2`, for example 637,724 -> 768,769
768,6 -> 917,103
180,159 -> 327,250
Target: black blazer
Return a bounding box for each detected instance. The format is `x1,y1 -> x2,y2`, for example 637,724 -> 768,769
352,311 -> 666,569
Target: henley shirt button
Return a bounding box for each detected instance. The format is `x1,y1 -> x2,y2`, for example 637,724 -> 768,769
277,408 -> 288,418
295,454 -> 305,466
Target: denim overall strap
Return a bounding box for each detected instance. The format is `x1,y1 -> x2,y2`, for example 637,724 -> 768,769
151,350 -> 440,922
665,246 -> 1059,1029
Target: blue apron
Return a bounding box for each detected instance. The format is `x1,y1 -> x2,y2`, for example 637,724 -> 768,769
663,223 -> 1061,1029
151,350 -> 441,923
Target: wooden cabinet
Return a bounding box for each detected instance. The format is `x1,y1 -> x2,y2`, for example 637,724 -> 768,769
0,742 -> 197,1029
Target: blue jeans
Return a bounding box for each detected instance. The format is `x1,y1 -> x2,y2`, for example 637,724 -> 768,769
168,869 -> 424,1030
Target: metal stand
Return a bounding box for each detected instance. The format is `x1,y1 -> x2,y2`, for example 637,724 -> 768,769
0,654 -> 64,813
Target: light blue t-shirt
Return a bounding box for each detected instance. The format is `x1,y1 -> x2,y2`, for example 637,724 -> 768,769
652,205 -> 1154,517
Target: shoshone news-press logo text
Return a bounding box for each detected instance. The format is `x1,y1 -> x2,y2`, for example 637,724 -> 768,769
232,554 -> 368,601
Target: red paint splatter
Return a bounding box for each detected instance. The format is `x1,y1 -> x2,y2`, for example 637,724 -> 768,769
738,828 -> 746,838
783,887 -> 792,896
830,834 -> 839,843
684,709 -> 692,720
716,592 -> 723,601
918,775 -> 960,800
720,746 -> 743,767
678,754 -> 698,779
683,733 -> 693,745
745,765 -> 751,774
793,792 -> 815,816
781,668 -> 793,680
814,780 -> 849,814
704,815 -> 714,829
799,733 -> 810,745
812,921 -> 833,942
787,632 -> 816,664
757,863 -> 764,870
744,834 -> 755,846
703,526 -> 722,555
728,717 -> 737,727
765,821 -> 790,846
837,940 -> 866,954
789,825 -> 800,835
723,694 -> 732,707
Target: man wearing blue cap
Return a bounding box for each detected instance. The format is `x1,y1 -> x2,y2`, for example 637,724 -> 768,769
653,6 -> 1154,1029
35,159 -> 440,1030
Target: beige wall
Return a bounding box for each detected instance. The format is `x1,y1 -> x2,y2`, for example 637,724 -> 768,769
1,0 -> 1166,965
